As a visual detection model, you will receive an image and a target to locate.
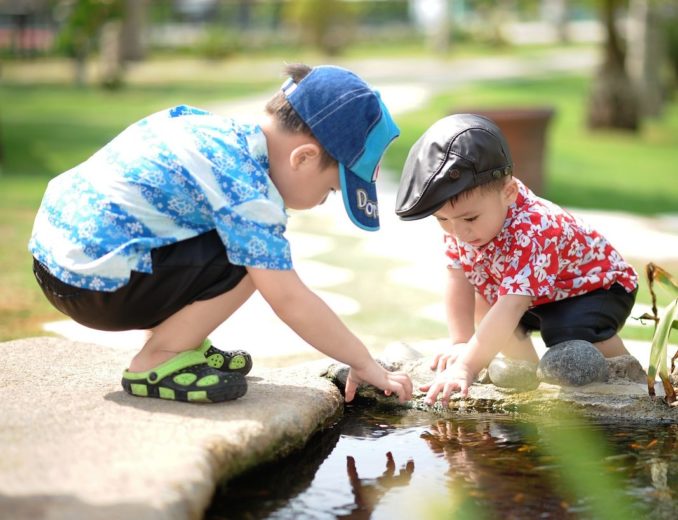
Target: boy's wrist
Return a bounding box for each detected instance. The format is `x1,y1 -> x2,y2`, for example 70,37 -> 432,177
456,339 -> 484,375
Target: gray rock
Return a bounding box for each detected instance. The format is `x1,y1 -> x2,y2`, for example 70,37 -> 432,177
324,358 -> 413,404
537,340 -> 608,386
607,355 -> 647,383
487,357 -> 539,391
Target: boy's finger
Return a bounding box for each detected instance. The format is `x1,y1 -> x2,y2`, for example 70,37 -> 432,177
441,382 -> 456,407
430,354 -> 441,371
425,382 -> 442,405
391,382 -> 408,403
459,381 -> 469,398
344,379 -> 356,402
398,373 -> 413,397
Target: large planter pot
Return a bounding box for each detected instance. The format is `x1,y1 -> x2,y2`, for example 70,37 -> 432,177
453,107 -> 555,195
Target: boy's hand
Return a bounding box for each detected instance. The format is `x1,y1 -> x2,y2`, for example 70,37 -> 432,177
430,343 -> 467,372
419,361 -> 474,406
345,363 -> 413,403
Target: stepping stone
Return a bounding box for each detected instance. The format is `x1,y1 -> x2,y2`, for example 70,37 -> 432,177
537,340 -> 608,386
607,355 -> 646,383
487,357 -> 539,391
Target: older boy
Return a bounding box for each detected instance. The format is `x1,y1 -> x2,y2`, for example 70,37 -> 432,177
30,64 -> 413,404
395,114 -> 637,405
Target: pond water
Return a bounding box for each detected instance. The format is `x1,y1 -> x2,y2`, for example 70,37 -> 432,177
207,405 -> 678,519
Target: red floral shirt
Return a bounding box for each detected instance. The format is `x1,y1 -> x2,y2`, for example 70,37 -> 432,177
445,180 -> 638,307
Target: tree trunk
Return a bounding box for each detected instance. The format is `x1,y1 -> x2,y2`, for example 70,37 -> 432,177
238,0 -> 253,30
74,48 -> 88,87
100,20 -> 123,89
587,0 -> 639,131
120,0 -> 147,62
542,0 -> 569,43
626,0 -> 664,117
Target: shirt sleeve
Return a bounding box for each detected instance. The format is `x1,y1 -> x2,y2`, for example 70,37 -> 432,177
215,204 -> 292,270
498,228 -> 559,299
444,234 -> 462,269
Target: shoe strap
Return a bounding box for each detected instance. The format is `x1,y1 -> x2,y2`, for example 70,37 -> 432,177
123,351 -> 208,383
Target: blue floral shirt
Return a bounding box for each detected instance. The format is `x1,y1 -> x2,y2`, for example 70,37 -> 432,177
29,105 -> 292,291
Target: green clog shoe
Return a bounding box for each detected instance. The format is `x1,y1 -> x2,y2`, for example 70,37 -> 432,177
196,339 -> 253,375
121,350 -> 247,403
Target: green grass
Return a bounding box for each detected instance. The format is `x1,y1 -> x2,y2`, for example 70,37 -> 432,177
383,75 -> 678,215
1,81 -> 276,178
0,77 -> 275,339
1,68 -> 677,345
0,176 -> 60,338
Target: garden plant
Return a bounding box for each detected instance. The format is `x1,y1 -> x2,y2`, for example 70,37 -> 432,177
642,263 -> 678,405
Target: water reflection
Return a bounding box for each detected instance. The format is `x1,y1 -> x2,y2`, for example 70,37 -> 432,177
338,452 -> 414,520
207,407 -> 678,519
421,419 -> 575,518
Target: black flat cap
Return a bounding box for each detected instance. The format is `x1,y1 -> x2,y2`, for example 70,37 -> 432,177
395,114 -> 512,220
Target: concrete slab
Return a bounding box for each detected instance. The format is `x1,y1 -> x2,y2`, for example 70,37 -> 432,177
0,337 -> 343,520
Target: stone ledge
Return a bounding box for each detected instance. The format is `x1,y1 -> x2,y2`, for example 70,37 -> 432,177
0,338 -> 343,520
325,343 -> 678,424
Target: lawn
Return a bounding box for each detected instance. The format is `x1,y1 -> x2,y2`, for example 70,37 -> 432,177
384,75 -> 678,215
1,64 -> 676,345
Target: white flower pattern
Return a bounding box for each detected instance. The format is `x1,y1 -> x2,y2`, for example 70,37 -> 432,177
445,179 -> 637,306
29,105 -> 291,291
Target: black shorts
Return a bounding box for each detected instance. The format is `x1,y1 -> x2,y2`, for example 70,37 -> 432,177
33,230 -> 247,331
519,283 -> 637,347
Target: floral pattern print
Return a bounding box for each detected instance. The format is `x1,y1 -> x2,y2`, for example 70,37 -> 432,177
445,180 -> 637,307
29,105 -> 291,292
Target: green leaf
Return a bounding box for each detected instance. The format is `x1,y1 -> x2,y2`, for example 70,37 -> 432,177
647,298 -> 678,401
653,265 -> 678,295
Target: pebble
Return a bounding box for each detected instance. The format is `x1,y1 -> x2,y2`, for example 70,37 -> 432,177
487,357 -> 539,391
537,340 -> 608,386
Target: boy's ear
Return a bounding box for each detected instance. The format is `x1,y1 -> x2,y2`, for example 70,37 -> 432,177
290,143 -> 321,170
502,178 -> 519,204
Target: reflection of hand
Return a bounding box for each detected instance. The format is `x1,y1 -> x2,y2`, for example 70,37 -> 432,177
420,360 -> 474,405
421,420 -> 494,488
345,362 -> 413,403
343,452 -> 415,514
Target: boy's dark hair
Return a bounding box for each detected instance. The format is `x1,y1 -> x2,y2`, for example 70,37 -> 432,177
448,175 -> 512,207
265,63 -> 335,169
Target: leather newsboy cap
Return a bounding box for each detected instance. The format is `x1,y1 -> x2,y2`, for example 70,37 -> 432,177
395,113 -> 513,220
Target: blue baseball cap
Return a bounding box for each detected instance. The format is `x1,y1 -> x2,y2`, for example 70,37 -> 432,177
282,65 -> 400,231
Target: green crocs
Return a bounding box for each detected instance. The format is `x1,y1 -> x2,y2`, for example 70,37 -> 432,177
121,350 -> 247,403
196,339 -> 253,375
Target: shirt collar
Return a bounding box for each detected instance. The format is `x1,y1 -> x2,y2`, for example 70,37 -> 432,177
244,123 -> 285,210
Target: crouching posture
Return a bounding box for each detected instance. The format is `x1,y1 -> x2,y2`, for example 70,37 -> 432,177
30,64 -> 412,404
395,114 -> 637,405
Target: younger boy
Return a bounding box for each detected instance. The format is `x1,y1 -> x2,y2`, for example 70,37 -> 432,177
395,114 -> 637,405
30,64 -> 413,404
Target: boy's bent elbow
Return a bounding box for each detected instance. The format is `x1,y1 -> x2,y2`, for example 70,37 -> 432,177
247,266 -> 314,317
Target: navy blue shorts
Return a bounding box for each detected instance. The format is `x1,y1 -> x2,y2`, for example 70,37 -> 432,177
33,230 -> 247,331
518,283 -> 637,347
